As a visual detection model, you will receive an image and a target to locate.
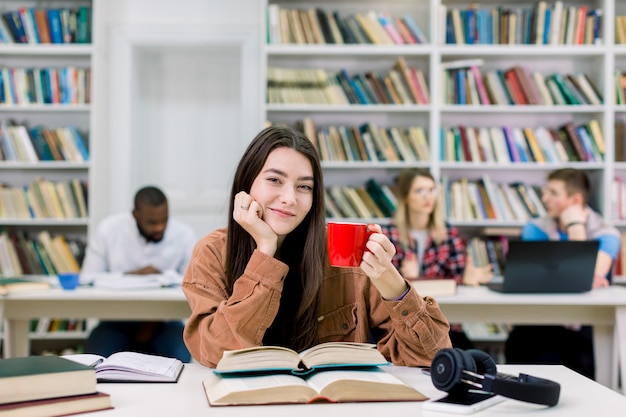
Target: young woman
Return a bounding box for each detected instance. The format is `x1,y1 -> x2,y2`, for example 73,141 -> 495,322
182,126 -> 451,367
381,168 -> 492,348
383,168 -> 493,284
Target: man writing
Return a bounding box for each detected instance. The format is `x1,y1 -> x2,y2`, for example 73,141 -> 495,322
81,186 -> 197,362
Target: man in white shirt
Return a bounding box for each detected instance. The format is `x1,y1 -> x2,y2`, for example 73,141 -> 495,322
81,186 -> 196,362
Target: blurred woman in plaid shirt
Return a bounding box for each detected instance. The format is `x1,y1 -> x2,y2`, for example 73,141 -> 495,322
381,168 -> 492,348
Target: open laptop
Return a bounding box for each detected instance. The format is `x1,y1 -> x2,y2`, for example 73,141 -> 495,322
486,240 -> 599,293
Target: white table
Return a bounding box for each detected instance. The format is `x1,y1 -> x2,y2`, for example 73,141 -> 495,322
435,285 -> 626,393
0,287 -> 191,358
2,285 -> 626,393
86,364 -> 625,417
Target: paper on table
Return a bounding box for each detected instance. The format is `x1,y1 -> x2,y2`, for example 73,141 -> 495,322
81,271 -> 183,289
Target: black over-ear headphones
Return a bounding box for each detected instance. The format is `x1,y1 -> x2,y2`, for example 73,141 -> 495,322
430,348 -> 561,407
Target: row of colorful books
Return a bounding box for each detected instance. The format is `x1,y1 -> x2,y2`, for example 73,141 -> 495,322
291,118 -> 604,164
440,120 -> 605,163
442,177 -> 547,222
0,6 -> 91,44
467,236 -> 508,277
267,62 -> 604,107
266,6 -> 427,45
325,179 -> 399,220
442,61 -> 602,106
0,67 -> 92,105
293,119 -> 430,163
29,317 -> 87,334
443,2 -> 601,45
0,230 -> 83,277
0,178 -> 88,220
267,57 -> 430,105
325,176 -> 548,223
0,122 -> 89,162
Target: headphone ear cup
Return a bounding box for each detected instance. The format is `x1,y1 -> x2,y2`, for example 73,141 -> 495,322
430,348 -> 475,393
466,349 -> 497,376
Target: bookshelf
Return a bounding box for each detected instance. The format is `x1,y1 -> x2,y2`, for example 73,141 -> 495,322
262,0 -> 622,236
0,0 -> 93,353
0,1 -> 92,277
0,317 -> 94,356
0,0 -> 623,355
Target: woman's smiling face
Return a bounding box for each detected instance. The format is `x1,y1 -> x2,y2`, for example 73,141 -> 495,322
249,147 -> 314,243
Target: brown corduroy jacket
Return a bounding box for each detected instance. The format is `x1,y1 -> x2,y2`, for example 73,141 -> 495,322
182,228 -> 452,368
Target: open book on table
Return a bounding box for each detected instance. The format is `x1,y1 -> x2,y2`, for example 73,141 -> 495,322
214,342 -> 390,376
204,367 -> 428,406
62,351 -> 184,382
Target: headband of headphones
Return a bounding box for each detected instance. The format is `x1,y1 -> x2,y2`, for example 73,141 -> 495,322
479,371 -> 561,407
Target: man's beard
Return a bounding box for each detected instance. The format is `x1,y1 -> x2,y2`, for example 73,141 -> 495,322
136,221 -> 165,243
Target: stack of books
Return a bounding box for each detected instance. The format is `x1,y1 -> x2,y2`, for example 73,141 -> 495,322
0,355 -> 112,417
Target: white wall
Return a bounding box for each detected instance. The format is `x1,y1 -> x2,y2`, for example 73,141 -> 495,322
91,0 -> 264,239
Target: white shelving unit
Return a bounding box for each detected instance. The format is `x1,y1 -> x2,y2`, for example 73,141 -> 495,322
0,0 -> 93,243
262,0 -> 622,233
261,0 -> 625,355
0,0 -> 93,354
3,0 -> 626,354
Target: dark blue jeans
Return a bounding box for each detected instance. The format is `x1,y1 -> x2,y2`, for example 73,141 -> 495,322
84,320 -> 191,362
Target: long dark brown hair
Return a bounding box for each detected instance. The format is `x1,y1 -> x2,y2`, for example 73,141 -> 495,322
225,126 -> 326,351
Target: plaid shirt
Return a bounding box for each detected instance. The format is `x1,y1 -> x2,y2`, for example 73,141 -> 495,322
381,222 -> 466,284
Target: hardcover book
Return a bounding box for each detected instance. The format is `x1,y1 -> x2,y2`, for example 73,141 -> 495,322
0,356 -> 96,405
203,367 -> 427,406
214,342 -> 389,376
0,392 -> 112,417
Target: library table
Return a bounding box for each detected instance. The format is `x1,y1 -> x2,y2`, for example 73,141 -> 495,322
86,364 -> 625,417
2,285 -> 626,394
436,285 -> 626,394
0,286 -> 190,359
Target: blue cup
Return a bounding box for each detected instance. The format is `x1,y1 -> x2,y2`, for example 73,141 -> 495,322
58,273 -> 80,290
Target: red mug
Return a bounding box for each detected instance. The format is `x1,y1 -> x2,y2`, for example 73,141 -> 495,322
327,222 -> 373,267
